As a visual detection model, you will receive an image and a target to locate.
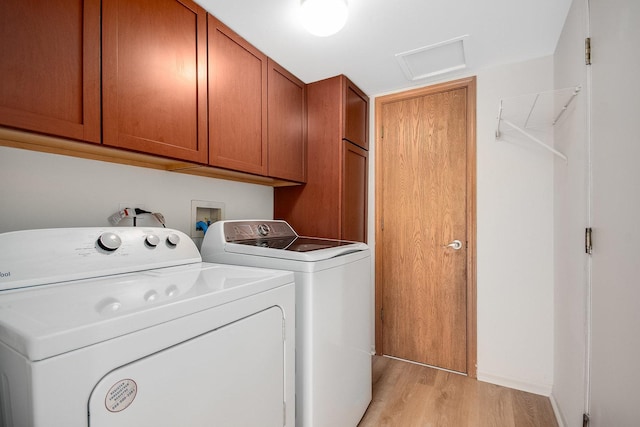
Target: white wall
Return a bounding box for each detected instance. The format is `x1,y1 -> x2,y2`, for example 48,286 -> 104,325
0,146 -> 274,243
552,0 -> 590,425
370,55 -> 556,395
475,56 -> 555,395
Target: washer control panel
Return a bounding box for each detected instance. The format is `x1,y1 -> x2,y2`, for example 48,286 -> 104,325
223,220 -> 297,242
0,228 -> 201,291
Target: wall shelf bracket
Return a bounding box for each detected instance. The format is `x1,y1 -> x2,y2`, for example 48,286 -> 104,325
495,85 -> 581,163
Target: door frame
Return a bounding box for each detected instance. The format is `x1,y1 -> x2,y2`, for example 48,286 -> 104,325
374,76 -> 477,377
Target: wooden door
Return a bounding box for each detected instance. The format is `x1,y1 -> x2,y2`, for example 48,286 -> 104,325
375,77 -> 476,375
208,16 -> 268,175
0,0 -> 101,143
267,59 -> 307,183
102,0 -> 208,163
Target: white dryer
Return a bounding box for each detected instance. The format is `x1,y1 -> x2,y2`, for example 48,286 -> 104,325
0,227 -> 295,427
201,220 -> 372,427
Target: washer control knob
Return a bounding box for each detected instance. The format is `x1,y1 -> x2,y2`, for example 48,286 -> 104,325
145,234 -> 160,248
166,233 -> 180,247
98,232 -> 122,251
257,223 -> 271,237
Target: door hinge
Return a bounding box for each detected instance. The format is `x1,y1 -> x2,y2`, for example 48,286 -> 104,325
380,308 -> 384,322
381,126 -> 384,139
583,413 -> 590,427
585,37 -> 592,65
585,227 -> 593,254
283,402 -> 287,426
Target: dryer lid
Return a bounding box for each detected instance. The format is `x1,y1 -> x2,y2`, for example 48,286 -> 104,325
0,262 -> 293,361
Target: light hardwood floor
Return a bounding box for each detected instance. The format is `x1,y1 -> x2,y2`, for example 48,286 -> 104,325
358,356 -> 558,427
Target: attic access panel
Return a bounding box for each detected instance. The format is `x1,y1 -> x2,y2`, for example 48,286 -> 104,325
395,36 -> 468,81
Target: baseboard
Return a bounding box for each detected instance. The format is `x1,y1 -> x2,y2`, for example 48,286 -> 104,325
477,370 -> 553,396
549,393 -> 566,427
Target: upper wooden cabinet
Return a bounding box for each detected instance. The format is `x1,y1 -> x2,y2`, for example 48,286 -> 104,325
274,75 -> 369,242
344,79 -> 370,150
208,16 -> 268,176
102,0 -> 208,163
267,60 -> 307,183
0,1 -> 307,185
0,0 -> 101,143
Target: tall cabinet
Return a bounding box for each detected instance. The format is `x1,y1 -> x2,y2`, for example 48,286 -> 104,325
274,75 -> 369,242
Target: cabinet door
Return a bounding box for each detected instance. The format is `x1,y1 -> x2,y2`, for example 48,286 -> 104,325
267,60 -> 307,183
208,16 -> 268,175
343,78 -> 369,151
102,0 -> 208,163
342,141 -> 368,242
0,0 -> 100,143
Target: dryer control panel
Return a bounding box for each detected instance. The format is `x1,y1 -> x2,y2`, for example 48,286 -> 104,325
0,228 -> 201,291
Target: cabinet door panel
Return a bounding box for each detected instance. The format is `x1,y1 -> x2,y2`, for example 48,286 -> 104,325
208,16 -> 268,175
342,141 -> 368,242
268,60 -> 306,182
343,79 -> 369,150
102,0 -> 208,163
0,0 -> 100,142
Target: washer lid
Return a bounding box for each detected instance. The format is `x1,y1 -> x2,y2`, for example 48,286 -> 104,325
202,220 -> 369,262
0,262 -> 293,361
224,233 -> 368,259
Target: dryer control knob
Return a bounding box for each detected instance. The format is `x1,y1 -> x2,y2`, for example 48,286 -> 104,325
166,233 -> 180,247
145,234 -> 160,248
97,232 -> 122,251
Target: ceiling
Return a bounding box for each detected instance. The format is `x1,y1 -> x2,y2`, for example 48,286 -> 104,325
196,0 -> 573,96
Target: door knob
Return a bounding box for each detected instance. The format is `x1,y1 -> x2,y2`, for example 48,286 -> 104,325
443,240 -> 463,250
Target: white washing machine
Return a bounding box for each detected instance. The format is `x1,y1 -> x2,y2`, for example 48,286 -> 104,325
0,227 -> 295,427
201,220 -> 372,427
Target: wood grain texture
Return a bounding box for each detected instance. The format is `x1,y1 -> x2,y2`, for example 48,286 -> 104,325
0,0 -> 101,143
267,59 -> 307,182
380,86 -> 468,372
208,15 -> 268,174
102,0 -> 208,163
358,356 -> 558,427
375,77 -> 477,375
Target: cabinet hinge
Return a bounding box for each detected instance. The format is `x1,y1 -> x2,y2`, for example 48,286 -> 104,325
583,413 -> 590,427
283,402 -> 287,426
585,37 -> 592,65
381,126 -> 384,139
585,227 -> 593,254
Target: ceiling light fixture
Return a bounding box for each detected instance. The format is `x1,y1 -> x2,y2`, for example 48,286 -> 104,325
300,0 -> 348,37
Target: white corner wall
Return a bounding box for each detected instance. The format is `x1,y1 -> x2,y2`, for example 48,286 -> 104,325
552,0 -> 590,425
0,146 -> 274,242
475,56 -> 555,395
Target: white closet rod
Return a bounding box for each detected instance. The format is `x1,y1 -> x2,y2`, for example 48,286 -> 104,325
500,118 -> 568,162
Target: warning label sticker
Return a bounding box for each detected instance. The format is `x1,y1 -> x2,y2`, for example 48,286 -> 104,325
105,379 -> 138,412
